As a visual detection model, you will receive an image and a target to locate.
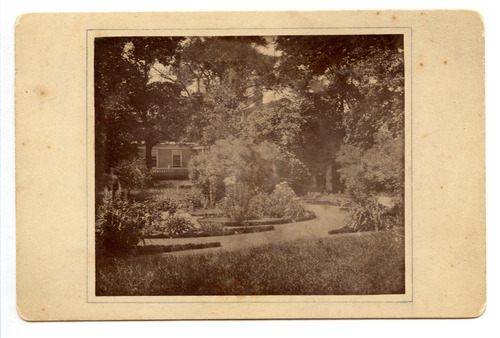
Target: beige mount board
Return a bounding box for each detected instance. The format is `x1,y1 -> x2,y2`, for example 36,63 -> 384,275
16,10 -> 485,320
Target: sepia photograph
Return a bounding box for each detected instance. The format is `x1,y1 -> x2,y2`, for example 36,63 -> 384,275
93,34 -> 407,297
13,10 -> 486,321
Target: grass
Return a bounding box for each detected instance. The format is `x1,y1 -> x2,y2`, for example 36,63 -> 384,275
96,227 -> 405,296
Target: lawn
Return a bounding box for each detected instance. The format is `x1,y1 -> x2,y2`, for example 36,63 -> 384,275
96,227 -> 405,296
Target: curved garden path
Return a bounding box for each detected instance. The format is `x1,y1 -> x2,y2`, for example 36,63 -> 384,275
144,204 -> 347,256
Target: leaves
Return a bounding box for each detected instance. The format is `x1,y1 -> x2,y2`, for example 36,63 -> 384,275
95,34 -> 405,201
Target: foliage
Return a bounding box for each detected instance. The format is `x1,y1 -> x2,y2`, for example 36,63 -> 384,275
112,157 -> 151,190
344,195 -> 404,232
94,36 -> 190,189
161,215 -> 195,237
217,189 -> 253,223
177,37 -> 276,145
173,187 -> 207,210
219,181 -> 308,221
337,127 -> 404,199
263,182 -> 307,219
96,227 -> 405,296
303,192 -> 350,207
189,137 -> 288,206
96,185 -> 203,251
144,210 -> 194,238
149,197 -> 179,214
198,220 -> 226,237
96,188 -> 157,253
130,186 -> 207,212
336,127 -> 404,231
95,35 -> 406,204
274,35 -> 404,192
345,197 -> 386,232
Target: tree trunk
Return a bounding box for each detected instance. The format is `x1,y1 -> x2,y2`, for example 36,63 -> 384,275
209,179 -> 216,207
325,163 -> 333,193
144,140 -> 155,187
145,141 -> 153,170
311,175 -> 317,192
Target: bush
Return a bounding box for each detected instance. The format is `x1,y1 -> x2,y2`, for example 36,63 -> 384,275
336,127 -> 404,232
345,196 -> 401,232
96,188 -> 157,253
216,181 -> 256,222
164,214 -> 194,236
174,188 -> 207,211
337,128 -> 404,199
267,182 -> 307,219
198,220 -> 225,236
150,197 -> 179,214
130,186 -> 207,212
189,137 -> 290,206
219,181 -> 308,221
112,157 -> 151,189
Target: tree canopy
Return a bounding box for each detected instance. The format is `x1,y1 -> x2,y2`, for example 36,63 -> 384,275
95,34 -> 405,200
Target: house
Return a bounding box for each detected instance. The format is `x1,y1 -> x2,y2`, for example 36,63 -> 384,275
138,142 -> 204,180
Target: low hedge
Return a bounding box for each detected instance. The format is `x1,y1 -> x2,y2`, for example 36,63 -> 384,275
199,210 -> 316,228
138,242 -> 221,255
328,226 -> 355,235
146,225 -> 275,239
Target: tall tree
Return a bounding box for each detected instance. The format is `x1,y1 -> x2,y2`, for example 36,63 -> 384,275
274,35 -> 404,192
176,37 -> 276,144
94,36 -> 186,188
275,34 -> 404,147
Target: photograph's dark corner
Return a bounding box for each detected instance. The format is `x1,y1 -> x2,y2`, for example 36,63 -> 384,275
93,35 -> 406,297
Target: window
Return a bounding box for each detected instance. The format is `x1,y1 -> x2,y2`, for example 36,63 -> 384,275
172,150 -> 182,168
151,150 -> 158,168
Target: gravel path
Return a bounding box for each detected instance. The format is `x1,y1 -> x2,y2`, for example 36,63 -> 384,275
143,204 -> 347,256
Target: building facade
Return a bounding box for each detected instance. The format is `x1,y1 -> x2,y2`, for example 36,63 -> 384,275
138,142 -> 203,180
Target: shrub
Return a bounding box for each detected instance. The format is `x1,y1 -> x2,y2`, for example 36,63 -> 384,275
217,181 -> 256,222
336,126 -> 404,232
268,182 -> 307,219
162,214 -> 195,237
175,187 -> 207,211
198,220 -> 225,236
151,197 -> 179,214
112,157 -> 151,189
246,192 -> 271,219
345,196 -> 400,232
189,137 -> 289,206
220,182 -> 309,221
96,188 -> 156,253
130,187 -> 207,212
337,128 -> 403,198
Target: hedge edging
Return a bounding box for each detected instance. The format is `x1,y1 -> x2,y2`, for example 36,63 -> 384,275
138,242 -> 221,254
201,210 -> 317,228
146,225 -> 275,239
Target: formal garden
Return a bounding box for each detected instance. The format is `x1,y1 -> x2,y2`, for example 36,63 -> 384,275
94,35 -> 406,295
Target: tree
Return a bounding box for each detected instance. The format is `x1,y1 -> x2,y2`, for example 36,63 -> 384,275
188,137 -> 287,206
94,36 -> 187,188
176,37 -> 277,145
275,34 -> 404,147
274,35 -> 405,193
